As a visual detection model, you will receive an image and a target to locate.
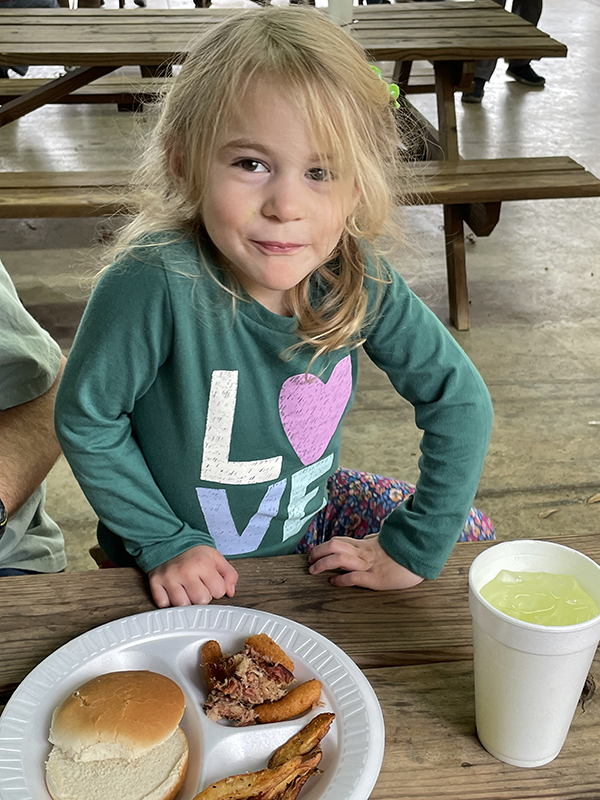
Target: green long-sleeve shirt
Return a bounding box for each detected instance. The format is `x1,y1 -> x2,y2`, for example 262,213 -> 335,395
55,235 -> 493,579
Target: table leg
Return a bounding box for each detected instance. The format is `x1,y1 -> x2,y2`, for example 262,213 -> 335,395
444,204 -> 469,331
434,61 -> 460,161
434,61 -> 468,329
0,65 -> 118,128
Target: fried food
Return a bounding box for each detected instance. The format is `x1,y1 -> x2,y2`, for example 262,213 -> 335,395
258,748 -> 322,800
255,679 -> 322,725
268,713 -> 335,769
272,770 -> 316,800
202,640 -> 227,694
245,634 -> 294,673
192,714 -> 334,800
202,635 -> 318,726
193,756 -> 304,800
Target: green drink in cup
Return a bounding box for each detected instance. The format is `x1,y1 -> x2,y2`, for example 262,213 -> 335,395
469,540 -> 600,767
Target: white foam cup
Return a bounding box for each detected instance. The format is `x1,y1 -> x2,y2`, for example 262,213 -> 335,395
469,539 -> 600,768
327,0 -> 354,26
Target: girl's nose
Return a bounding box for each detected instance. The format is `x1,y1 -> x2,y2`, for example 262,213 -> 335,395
261,174 -> 305,223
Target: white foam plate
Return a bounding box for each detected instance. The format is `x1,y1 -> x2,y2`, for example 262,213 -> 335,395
0,605 -> 385,800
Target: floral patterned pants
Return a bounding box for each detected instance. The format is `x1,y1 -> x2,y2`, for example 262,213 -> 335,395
295,468 -> 494,553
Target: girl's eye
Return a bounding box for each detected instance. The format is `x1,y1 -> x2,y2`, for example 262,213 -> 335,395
235,159 -> 268,173
307,167 -> 332,182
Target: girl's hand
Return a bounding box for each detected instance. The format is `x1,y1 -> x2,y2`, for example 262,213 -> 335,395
307,534 -> 424,591
148,545 -> 239,607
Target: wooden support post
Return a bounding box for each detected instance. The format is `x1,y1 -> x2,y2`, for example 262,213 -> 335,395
433,61 -> 459,161
393,60 -> 413,94
444,204 -> 469,331
452,61 -> 477,91
463,202 -> 502,237
398,95 -> 443,161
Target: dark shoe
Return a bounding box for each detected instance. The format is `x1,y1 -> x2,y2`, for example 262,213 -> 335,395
133,0 -> 147,6
506,64 -> 545,86
461,77 -> 485,104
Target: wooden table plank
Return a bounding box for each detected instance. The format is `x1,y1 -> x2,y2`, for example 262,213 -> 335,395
1,535 -> 598,699
0,170 -> 128,187
0,4 -> 568,66
2,11 -> 520,25
2,24 -> 549,41
352,16 -> 526,28
368,657 -> 600,800
415,156 -> 582,174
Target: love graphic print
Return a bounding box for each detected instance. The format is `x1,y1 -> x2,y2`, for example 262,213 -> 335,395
196,356 -> 352,555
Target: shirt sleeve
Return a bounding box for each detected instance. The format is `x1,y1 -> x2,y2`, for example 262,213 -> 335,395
0,261 -> 62,410
54,256 -> 215,572
362,267 -> 493,579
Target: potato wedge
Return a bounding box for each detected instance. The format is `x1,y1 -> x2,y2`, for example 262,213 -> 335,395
268,713 -> 334,769
268,769 -> 317,800
258,748 -> 322,800
193,756 -> 304,800
255,679 -> 322,725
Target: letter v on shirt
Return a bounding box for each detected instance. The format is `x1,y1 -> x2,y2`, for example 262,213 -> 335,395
195,369 -> 338,555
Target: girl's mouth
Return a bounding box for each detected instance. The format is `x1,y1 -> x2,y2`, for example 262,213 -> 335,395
252,241 -> 306,254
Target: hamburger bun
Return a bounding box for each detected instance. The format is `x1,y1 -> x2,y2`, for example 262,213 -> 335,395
46,670 -> 188,800
49,670 -> 185,761
46,727 -> 188,800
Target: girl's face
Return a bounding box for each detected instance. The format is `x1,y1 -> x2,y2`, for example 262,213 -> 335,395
201,82 -> 359,316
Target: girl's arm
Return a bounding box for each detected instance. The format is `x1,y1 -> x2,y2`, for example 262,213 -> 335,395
308,534 -> 424,590
311,267 -> 493,586
55,256 -> 237,604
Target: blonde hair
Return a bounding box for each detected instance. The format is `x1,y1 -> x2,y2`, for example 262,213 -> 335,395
110,6 -> 407,361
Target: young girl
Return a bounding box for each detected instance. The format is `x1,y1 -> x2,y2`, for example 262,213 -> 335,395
55,6 -> 494,608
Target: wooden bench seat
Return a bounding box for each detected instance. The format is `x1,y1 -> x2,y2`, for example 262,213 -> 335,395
406,157 -> 600,204
404,156 -> 600,328
0,171 -> 127,218
2,156 -> 599,328
0,76 -> 165,107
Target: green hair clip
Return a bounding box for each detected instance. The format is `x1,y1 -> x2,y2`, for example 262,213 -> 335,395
370,65 -> 401,110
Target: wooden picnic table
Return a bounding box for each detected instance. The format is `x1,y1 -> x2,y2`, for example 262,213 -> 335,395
1,533 -> 599,799
1,0 -> 581,332
0,0 -> 567,137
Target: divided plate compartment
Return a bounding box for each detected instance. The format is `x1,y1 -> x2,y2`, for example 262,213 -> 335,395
0,606 -> 385,800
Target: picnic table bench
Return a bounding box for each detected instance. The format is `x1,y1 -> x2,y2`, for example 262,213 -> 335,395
0,66 -> 435,108
1,1 -> 599,328
0,75 -> 164,109
4,159 -> 600,314
4,159 -> 600,217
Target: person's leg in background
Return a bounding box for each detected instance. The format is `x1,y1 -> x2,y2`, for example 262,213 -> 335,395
506,0 -> 545,85
461,0 -> 506,103
462,0 -> 544,103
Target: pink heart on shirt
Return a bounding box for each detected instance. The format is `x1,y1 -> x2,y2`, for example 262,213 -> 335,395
278,355 -> 352,466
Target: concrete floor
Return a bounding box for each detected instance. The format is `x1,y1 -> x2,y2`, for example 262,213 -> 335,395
1,0 -> 599,572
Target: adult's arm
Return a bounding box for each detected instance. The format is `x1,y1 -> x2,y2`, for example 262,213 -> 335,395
0,355 -> 66,517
